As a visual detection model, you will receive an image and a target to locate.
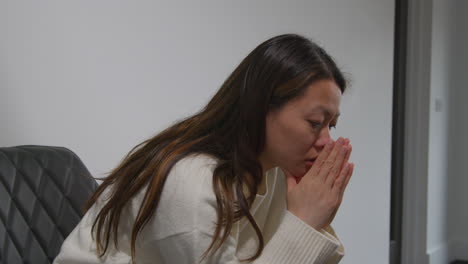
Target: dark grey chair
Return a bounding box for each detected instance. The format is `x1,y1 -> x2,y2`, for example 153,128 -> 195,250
0,145 -> 98,264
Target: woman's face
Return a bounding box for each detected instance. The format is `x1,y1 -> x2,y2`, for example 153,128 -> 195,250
261,79 -> 342,180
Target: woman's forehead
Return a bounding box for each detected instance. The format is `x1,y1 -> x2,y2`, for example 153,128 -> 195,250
298,80 -> 341,111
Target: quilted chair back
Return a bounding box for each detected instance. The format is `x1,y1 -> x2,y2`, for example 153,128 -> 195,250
0,146 -> 98,264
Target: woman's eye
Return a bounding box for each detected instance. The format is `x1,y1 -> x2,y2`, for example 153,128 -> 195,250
308,121 -> 322,129
308,121 -> 337,130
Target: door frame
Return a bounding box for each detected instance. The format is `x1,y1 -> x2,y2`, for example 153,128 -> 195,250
399,0 -> 433,263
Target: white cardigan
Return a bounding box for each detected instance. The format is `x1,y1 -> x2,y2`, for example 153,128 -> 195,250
54,153 -> 345,263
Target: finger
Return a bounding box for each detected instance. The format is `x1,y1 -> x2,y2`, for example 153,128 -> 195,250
332,162 -> 350,194
339,139 -> 351,172
342,163 -> 354,191
334,163 -> 353,210
320,138 -> 346,185
326,146 -> 348,187
338,163 -> 354,197
340,144 -> 352,171
308,139 -> 335,177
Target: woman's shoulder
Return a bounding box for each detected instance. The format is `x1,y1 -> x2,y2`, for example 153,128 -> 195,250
166,152 -> 219,190
137,153 -> 221,241
173,152 -> 219,172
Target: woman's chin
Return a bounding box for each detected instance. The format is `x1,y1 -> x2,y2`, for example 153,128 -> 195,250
293,170 -> 306,178
286,170 -> 305,183
282,165 -> 310,183
289,165 -> 312,183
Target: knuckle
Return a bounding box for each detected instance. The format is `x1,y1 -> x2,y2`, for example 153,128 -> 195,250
334,178 -> 343,187
331,167 -> 339,175
316,159 -> 325,166
324,160 -> 334,167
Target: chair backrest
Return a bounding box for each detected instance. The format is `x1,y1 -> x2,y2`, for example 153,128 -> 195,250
0,145 -> 98,264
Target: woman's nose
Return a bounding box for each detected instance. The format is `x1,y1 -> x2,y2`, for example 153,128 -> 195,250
315,127 -> 334,147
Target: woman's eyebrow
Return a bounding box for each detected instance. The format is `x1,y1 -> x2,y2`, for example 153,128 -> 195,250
309,106 -> 341,118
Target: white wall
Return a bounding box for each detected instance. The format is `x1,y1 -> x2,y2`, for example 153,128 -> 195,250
427,0 -> 468,263
0,1 -> 394,263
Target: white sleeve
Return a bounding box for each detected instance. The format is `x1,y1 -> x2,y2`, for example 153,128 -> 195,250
138,210 -> 341,264
136,155 -> 343,264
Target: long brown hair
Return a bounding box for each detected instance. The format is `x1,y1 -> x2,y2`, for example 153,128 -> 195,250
84,33 -> 347,263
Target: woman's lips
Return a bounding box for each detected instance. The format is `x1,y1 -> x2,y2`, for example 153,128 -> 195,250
305,160 -> 315,169
305,160 -> 315,167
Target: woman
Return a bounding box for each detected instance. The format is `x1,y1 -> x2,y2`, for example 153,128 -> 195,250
55,33 -> 354,264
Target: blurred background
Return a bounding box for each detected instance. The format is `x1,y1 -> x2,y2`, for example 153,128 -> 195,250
0,0 -> 466,263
